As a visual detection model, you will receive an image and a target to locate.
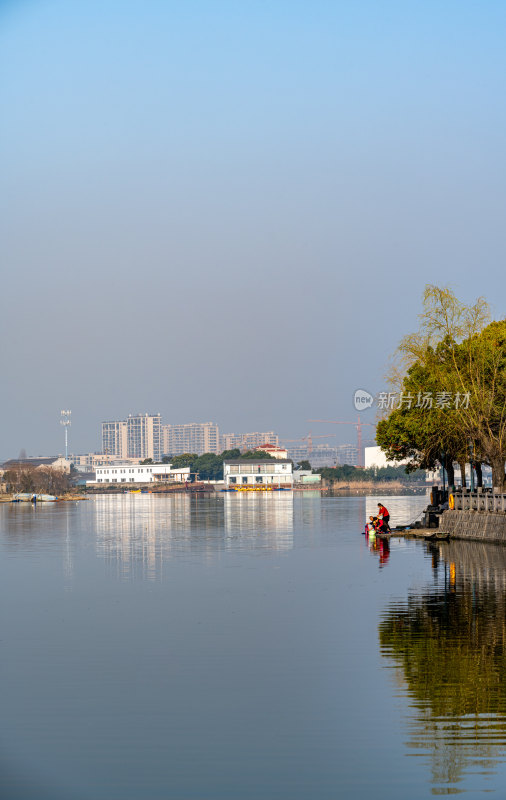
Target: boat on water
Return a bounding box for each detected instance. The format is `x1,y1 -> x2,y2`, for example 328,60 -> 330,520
12,493 -> 58,503
221,486 -> 289,493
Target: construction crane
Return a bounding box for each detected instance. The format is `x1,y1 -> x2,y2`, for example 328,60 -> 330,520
282,433 -> 335,456
308,417 -> 375,467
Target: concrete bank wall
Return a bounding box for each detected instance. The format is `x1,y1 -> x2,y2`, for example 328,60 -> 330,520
440,510 -> 506,543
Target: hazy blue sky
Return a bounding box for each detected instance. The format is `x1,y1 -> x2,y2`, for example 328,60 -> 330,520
1,0 -> 505,457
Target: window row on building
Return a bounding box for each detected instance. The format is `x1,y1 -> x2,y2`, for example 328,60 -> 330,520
227,463 -> 290,474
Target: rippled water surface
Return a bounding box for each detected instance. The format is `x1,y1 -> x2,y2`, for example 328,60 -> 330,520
2,491 -> 506,798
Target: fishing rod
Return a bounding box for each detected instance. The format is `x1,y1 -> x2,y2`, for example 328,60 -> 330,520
405,508 -> 425,527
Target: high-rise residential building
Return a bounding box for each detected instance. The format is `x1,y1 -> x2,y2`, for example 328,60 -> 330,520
309,445 -> 338,468
162,422 -> 220,456
220,431 -> 279,452
285,444 -> 309,464
102,414 -> 161,461
102,421 -> 128,459
285,444 -> 338,468
127,413 -> 162,462
336,444 -> 359,466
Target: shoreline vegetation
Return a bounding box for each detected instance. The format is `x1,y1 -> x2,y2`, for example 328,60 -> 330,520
376,285 -> 506,490
317,464 -> 426,485
0,483 -> 426,502
1,449 -> 429,498
328,480 -> 425,492
151,452 -> 428,486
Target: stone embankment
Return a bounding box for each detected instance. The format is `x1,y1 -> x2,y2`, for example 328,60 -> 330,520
329,480 -> 426,492
435,489 -> 506,543
439,510 -> 506,543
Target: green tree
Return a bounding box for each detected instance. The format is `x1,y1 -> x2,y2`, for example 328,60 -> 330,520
376,356 -> 469,487
220,449 -> 241,460
317,464 -> 426,484
161,449 -> 242,481
239,449 -> 276,460
167,454 -> 198,478
297,460 -> 312,471
194,453 -> 222,480
449,320 -> 506,488
381,285 -> 505,488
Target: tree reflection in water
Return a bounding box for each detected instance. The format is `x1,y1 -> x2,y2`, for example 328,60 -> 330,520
380,540 -> 506,794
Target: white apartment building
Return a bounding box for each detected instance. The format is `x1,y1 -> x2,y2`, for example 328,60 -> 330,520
127,413 -> 162,462
102,413 -> 162,462
221,431 -> 279,452
162,422 -> 220,456
223,459 -> 293,488
102,421 -> 128,459
91,463 -> 191,485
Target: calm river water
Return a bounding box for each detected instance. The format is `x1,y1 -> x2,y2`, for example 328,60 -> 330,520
2,491 -> 506,798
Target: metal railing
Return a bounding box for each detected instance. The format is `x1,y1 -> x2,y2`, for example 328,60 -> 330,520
451,488 -> 506,513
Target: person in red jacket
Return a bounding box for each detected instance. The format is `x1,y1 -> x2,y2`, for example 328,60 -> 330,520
377,503 -> 391,532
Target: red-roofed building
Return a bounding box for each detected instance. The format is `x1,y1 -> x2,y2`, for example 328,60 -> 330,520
256,444 -> 288,460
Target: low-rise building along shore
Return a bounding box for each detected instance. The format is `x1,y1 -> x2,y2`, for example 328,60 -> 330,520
1,456 -> 71,474
224,459 -> 293,489
89,463 -> 191,485
255,444 -> 288,459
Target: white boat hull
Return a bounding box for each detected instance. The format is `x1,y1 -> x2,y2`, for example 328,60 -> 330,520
13,493 -> 58,503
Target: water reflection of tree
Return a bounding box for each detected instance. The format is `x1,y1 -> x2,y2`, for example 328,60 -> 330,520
379,543 -> 506,792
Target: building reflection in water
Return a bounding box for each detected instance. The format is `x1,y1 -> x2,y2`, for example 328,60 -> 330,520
380,540 -> 506,793
223,492 -> 294,552
95,494 -> 192,580
95,492 -> 294,579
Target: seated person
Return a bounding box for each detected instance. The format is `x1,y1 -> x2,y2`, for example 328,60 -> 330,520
373,515 -> 389,534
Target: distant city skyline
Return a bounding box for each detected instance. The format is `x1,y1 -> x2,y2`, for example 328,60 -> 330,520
5,409 -> 373,462
3,409 -> 371,466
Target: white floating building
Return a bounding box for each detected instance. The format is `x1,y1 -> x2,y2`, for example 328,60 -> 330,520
223,459 -> 293,489
90,463 -> 191,485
